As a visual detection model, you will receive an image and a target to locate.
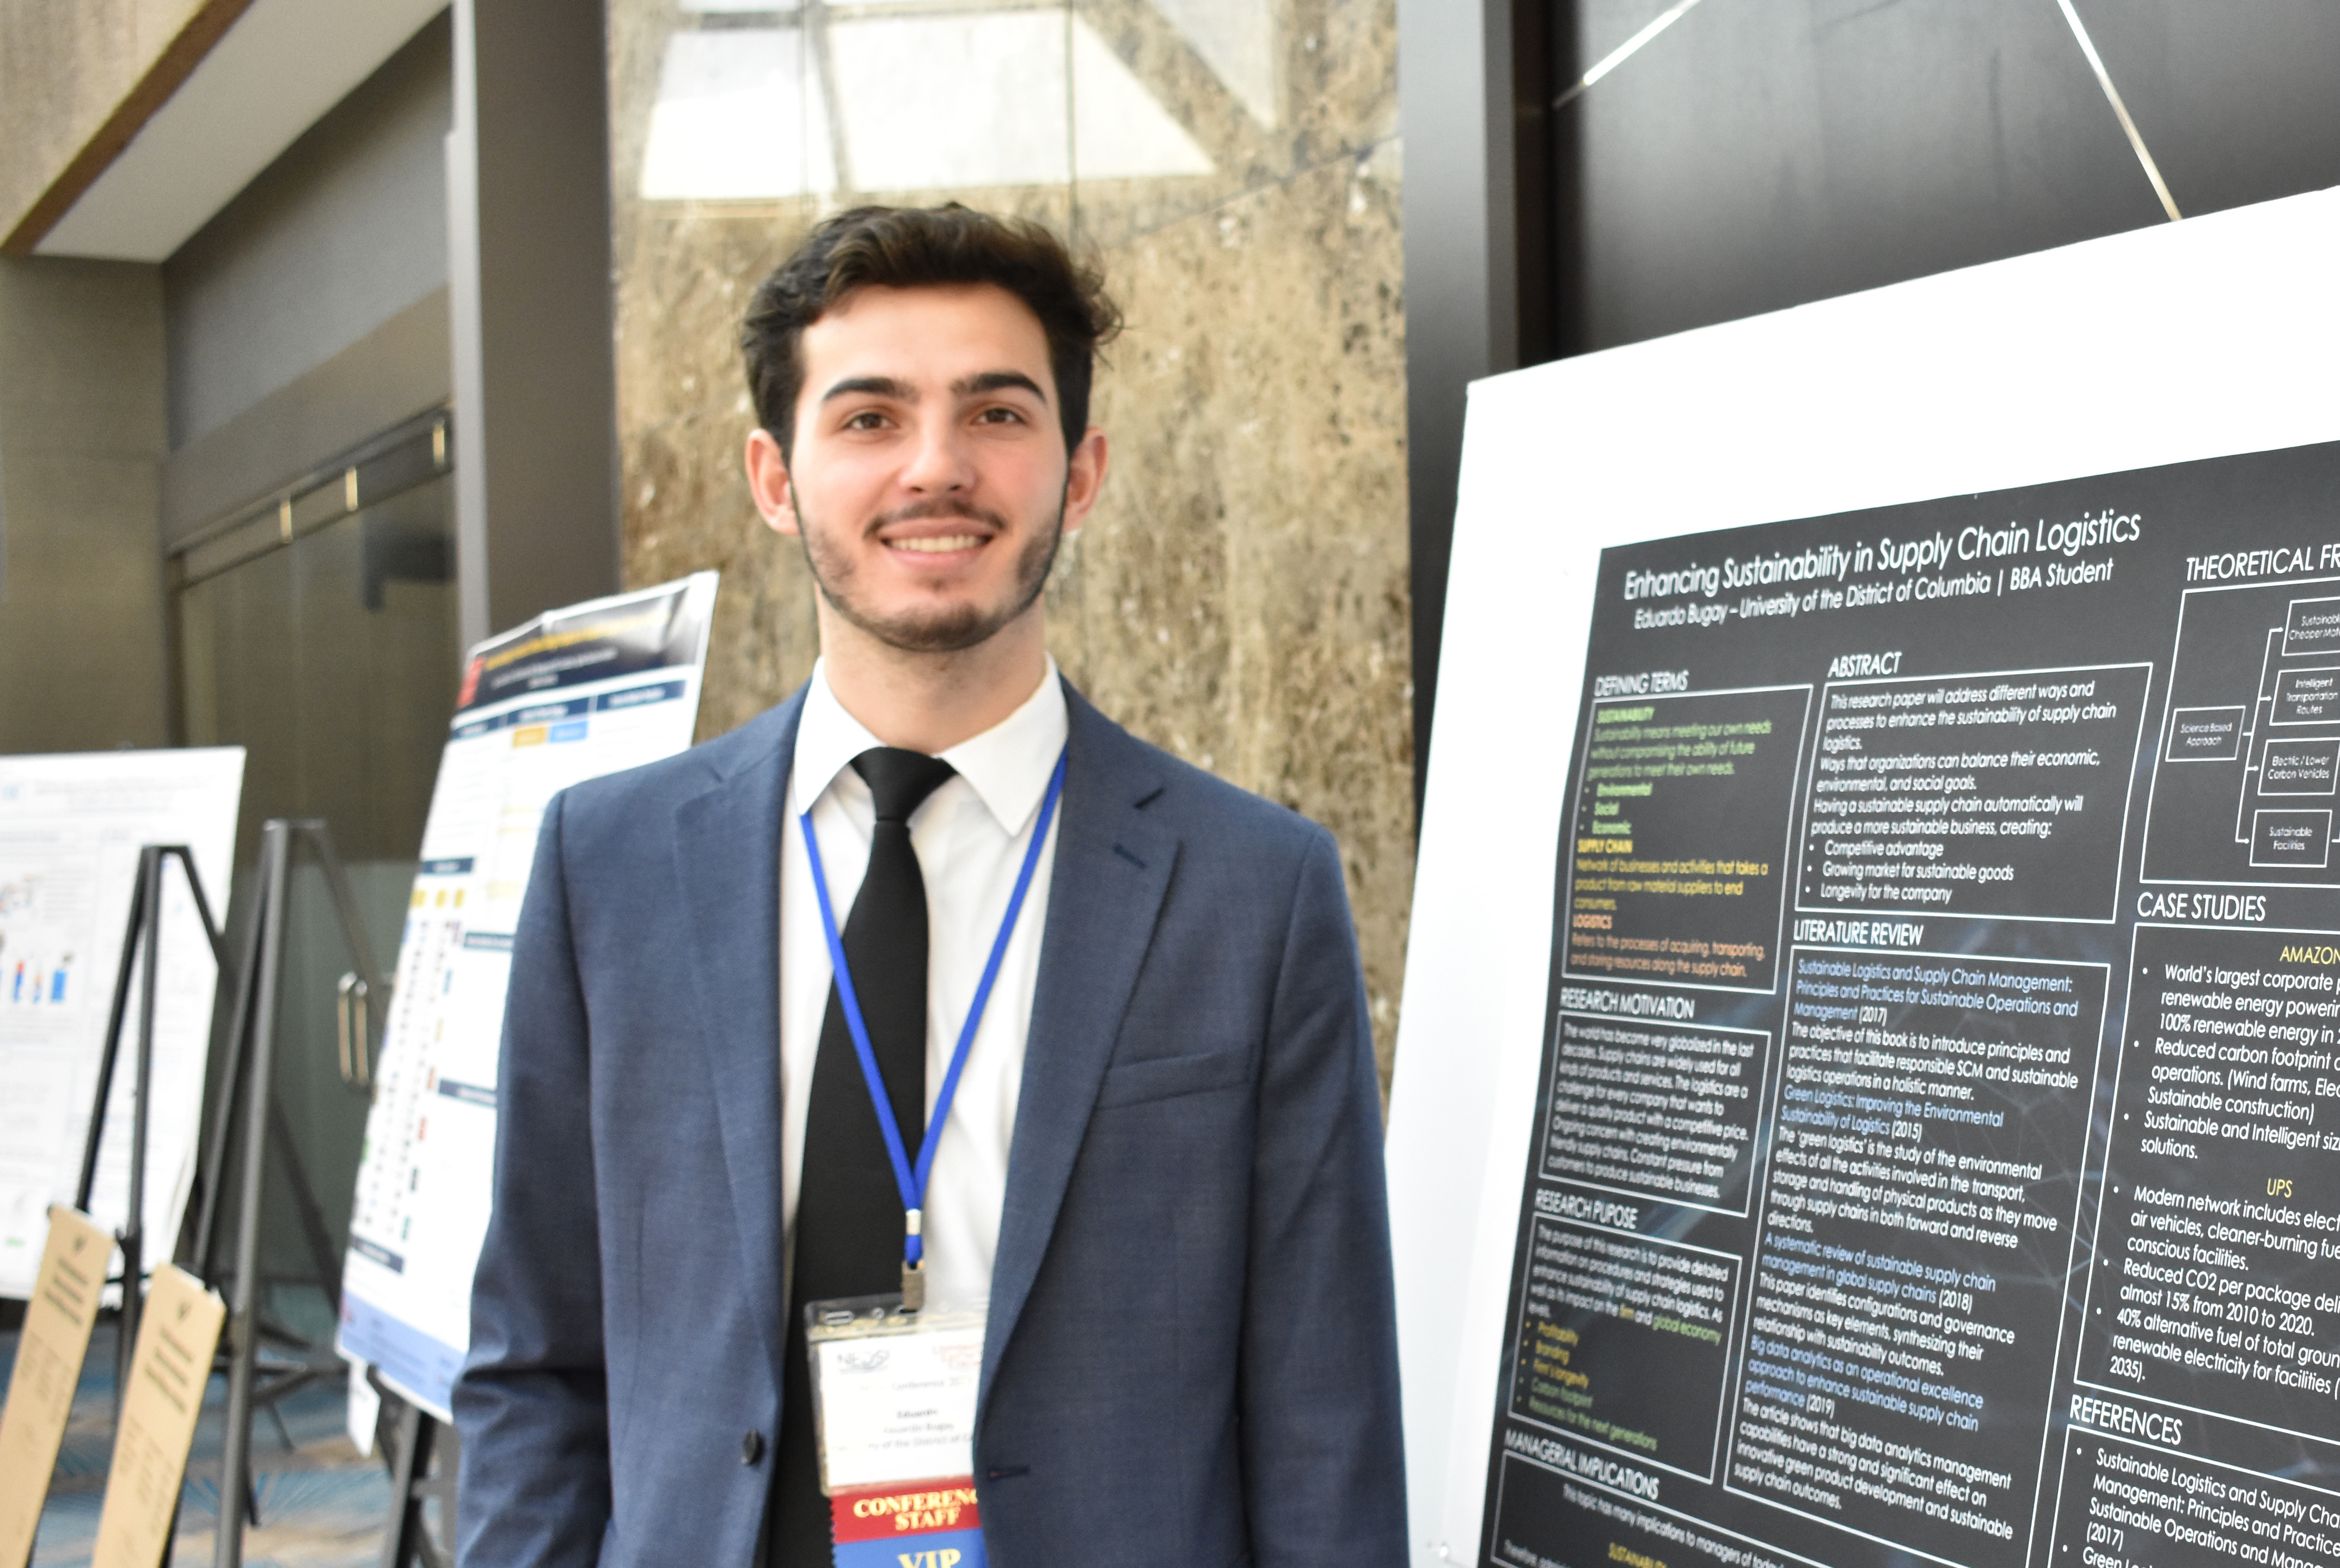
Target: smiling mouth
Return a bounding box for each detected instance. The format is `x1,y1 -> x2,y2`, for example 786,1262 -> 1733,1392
890,534 -> 985,553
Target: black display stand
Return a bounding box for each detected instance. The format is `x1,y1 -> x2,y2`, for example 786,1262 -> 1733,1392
375,1384 -> 459,1568
186,818 -> 388,1568
57,823 -> 401,1562
72,843 -> 226,1416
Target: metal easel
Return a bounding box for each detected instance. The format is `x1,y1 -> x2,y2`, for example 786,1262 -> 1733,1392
72,843 -> 226,1413
188,818 -> 389,1568
375,1386 -> 459,1568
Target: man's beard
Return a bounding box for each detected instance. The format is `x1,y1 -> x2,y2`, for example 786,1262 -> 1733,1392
792,492 -> 1063,654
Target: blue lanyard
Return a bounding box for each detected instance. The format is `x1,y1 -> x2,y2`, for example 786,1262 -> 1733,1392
798,746 -> 1067,1273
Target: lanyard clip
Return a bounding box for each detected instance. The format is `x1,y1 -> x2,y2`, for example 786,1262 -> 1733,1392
902,1208 -> 926,1309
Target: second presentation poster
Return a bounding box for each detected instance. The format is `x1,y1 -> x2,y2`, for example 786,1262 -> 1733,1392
1486,440 -> 2340,1568
336,573 -> 716,1418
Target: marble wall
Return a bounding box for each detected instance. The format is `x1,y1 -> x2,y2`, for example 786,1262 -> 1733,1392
607,0 -> 1411,1085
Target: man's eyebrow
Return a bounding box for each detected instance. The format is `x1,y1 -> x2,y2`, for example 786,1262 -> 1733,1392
954,370 -> 1049,402
819,375 -> 911,403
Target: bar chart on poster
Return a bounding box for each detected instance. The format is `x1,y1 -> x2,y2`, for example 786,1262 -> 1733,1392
335,573 -> 716,1419
1478,442 -> 2340,1568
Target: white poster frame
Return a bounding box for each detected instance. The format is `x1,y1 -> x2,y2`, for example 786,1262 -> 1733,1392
335,572 -> 718,1420
0,748 -> 245,1300
1383,187 -> 2340,1566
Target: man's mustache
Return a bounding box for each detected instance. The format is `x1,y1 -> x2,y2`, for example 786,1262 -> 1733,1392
871,498 -> 1010,532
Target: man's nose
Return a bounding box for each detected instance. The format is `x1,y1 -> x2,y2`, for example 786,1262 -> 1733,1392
901,420 -> 975,491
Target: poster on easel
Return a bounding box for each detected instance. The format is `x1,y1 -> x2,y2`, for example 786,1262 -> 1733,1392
1481,445 -> 2340,1568
1385,190 -> 2340,1568
0,749 -> 245,1300
336,572 -> 718,1419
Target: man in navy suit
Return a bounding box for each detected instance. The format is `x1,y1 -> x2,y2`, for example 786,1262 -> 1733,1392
454,205 -> 1405,1566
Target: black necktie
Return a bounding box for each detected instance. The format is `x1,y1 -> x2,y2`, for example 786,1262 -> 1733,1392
773,746 -> 957,1565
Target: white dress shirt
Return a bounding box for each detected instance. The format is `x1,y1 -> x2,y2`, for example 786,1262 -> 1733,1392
779,657 -> 1066,1313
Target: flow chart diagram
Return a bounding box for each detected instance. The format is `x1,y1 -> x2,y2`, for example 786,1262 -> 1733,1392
2144,578 -> 2340,885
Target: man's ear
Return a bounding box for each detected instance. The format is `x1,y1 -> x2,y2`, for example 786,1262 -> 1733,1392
1059,426 -> 1109,537
745,427 -> 799,535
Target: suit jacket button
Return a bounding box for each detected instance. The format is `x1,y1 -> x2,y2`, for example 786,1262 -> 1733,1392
742,1431 -> 765,1465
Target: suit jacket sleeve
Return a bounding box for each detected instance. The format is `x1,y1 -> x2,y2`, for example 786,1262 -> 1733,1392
1241,826 -> 1408,1564
455,792 -> 615,1566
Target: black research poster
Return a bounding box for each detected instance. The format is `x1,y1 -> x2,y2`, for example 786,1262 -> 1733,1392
1485,441 -> 2340,1568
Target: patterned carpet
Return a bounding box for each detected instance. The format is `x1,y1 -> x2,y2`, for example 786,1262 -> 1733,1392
3,1317 -> 402,1567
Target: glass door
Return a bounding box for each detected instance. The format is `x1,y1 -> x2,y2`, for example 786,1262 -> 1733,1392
174,411 -> 460,1340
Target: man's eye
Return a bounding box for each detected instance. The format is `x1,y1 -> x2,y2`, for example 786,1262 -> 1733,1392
843,411 -> 888,430
975,406 -> 1024,425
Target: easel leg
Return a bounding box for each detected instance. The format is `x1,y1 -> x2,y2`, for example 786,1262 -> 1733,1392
192,859 -> 267,1283
377,1401 -> 454,1568
117,846 -> 164,1414
74,847 -> 152,1430
217,823 -> 293,1568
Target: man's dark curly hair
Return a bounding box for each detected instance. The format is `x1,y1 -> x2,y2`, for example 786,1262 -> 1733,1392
740,204 -> 1122,461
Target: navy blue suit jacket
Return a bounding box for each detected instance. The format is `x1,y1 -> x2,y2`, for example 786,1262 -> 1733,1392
454,683 -> 1406,1566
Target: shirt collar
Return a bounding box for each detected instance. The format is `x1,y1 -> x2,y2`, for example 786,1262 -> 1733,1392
789,656 -> 1068,836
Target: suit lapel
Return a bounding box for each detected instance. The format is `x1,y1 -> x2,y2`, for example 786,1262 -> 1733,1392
982,690 -> 1175,1407
673,692 -> 804,1387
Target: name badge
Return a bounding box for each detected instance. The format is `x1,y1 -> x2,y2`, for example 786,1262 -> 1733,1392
807,1296 -> 988,1568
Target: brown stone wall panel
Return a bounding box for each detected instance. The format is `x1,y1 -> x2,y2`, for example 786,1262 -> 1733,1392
605,0 -> 1409,1082
1067,151 -> 1410,1082
1069,0 -> 1400,248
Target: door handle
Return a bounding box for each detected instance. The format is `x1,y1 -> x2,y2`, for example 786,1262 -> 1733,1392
336,972 -> 371,1089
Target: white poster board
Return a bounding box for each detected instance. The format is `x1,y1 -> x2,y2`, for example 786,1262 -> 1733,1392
1385,188 -> 2340,1566
336,573 -> 717,1419
0,749 -> 245,1298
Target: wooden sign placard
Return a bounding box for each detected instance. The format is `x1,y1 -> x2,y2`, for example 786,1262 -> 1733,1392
0,1206 -> 111,1568
90,1264 -> 224,1568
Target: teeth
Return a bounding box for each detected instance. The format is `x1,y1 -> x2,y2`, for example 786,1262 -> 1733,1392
893,535 -> 981,553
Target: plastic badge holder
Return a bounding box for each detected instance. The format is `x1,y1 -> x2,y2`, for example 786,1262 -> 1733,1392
805,1295 -> 987,1497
